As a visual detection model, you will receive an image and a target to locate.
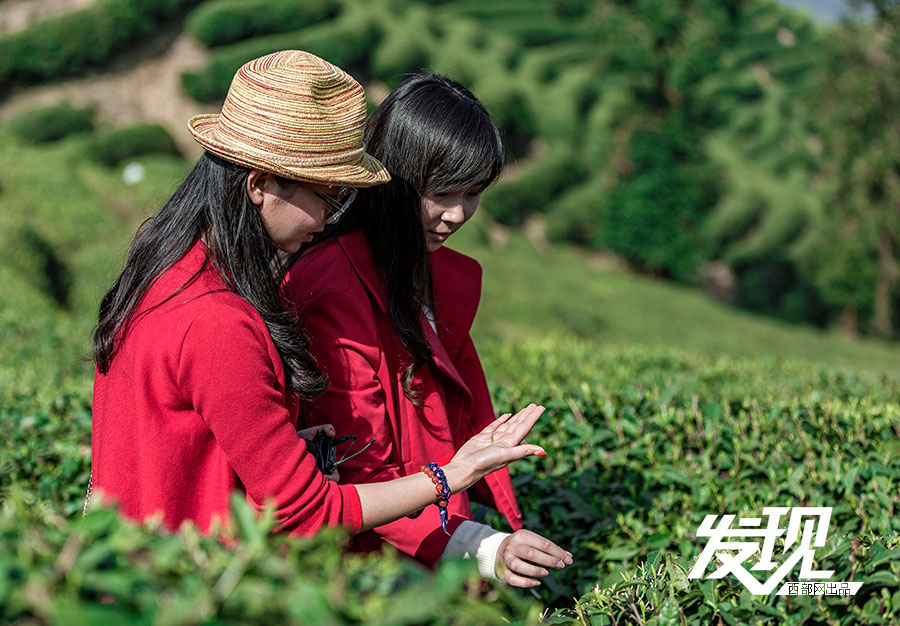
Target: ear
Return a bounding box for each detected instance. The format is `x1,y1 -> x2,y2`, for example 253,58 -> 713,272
246,169 -> 268,207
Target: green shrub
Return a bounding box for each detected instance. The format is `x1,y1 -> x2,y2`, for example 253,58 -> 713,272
186,0 -> 338,47
181,9 -> 378,102
6,104 -> 94,144
428,18 -> 518,87
597,122 -> 719,281
0,497 -> 538,625
730,255 -> 828,326
0,0 -> 200,90
544,538 -> 900,625
480,143 -> 584,226
528,66 -> 598,144
370,6 -> 434,81
3,339 -> 899,623
88,123 -> 180,166
483,340 -> 900,611
0,388 -> 91,515
544,177 -> 607,246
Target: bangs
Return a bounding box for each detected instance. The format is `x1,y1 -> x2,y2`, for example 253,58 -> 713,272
422,108 -> 504,194
363,74 -> 504,196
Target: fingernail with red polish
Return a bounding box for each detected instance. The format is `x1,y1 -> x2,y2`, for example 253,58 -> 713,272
536,450 -> 547,457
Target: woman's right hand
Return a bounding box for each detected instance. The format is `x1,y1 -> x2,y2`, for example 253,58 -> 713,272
354,404 -> 544,531
443,403 -> 546,493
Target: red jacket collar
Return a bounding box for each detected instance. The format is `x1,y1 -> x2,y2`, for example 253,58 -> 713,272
337,231 -> 389,313
336,231 -> 482,397
336,231 -> 481,339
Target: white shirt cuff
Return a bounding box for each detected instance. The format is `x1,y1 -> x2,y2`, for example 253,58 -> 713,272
440,520 -> 509,579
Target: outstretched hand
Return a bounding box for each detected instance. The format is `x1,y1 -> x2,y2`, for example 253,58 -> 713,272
447,404 -> 546,491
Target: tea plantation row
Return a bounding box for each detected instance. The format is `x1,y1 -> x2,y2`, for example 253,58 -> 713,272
2,340 -> 898,624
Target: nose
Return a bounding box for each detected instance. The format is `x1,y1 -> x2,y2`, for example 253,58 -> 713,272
441,202 -> 465,224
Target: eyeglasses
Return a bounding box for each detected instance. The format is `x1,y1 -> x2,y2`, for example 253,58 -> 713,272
314,186 -> 358,225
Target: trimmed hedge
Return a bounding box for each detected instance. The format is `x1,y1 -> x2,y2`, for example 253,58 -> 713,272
185,0 -> 339,47
0,0 -> 201,90
370,6 -> 434,81
597,122 -> 719,281
6,103 -> 94,144
182,9 -> 378,102
544,177 -> 607,246
480,143 -> 584,226
88,123 -> 180,166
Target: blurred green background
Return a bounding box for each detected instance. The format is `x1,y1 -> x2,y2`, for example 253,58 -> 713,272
1,1 -> 899,624
1,0 -> 899,352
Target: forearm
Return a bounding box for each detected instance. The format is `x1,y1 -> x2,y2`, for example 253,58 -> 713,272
355,462 -> 473,531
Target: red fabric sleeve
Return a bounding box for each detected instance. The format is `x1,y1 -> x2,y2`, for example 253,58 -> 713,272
455,336 -> 523,531
178,304 -> 362,536
297,288 -> 467,565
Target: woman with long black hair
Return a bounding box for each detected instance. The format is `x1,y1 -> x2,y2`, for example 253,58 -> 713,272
286,74 -> 572,586
90,51 -> 547,537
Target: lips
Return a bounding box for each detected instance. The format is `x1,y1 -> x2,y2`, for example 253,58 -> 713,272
427,230 -> 452,241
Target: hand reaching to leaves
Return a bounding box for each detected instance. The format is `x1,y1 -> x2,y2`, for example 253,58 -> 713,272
446,404 -> 547,491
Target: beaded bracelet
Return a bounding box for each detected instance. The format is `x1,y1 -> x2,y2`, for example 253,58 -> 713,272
421,462 -> 451,536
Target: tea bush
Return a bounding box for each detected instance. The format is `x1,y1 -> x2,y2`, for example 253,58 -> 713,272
0,0 -> 200,90
88,123 -> 181,166
481,144 -> 585,226
0,496 -> 540,625
6,104 -> 94,144
185,0 -> 338,47
181,7 -> 377,102
485,341 -> 900,622
2,339 -> 898,624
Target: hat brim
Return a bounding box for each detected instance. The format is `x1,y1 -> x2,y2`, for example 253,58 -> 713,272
188,114 -> 390,188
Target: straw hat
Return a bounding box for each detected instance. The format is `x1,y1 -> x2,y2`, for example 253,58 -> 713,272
188,50 -> 389,187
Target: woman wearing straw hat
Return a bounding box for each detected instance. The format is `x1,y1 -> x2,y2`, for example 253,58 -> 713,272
89,51 -> 548,537
286,74 -> 572,587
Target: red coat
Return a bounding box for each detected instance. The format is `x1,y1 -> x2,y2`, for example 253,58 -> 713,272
91,241 -> 362,535
285,231 -> 522,566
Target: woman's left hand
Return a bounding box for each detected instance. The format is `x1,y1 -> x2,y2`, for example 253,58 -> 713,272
298,424 -> 340,482
495,529 -> 573,588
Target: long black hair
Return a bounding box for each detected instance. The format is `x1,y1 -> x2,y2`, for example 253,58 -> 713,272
94,152 -> 327,398
317,74 -> 503,398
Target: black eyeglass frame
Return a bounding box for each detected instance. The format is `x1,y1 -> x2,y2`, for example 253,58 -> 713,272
304,430 -> 376,475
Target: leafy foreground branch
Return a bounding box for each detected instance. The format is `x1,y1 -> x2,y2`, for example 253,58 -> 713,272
2,491 -> 898,625
0,493 -> 541,625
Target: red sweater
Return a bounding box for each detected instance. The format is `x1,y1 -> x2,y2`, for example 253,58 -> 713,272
91,241 -> 362,535
285,231 -> 522,566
